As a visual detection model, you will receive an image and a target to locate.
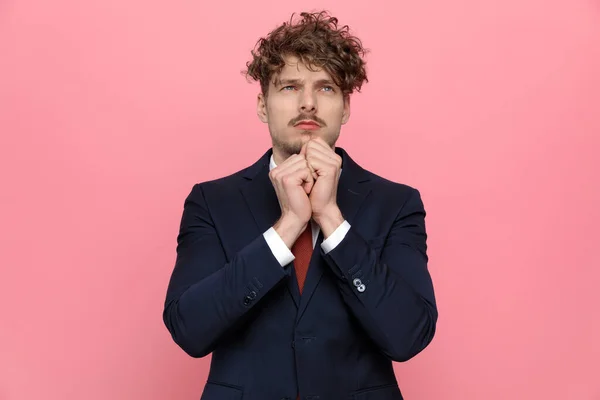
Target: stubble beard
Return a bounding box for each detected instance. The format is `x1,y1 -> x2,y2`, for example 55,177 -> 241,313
271,130 -> 339,160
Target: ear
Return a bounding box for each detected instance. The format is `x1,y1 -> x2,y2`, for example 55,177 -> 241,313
257,93 -> 268,123
341,95 -> 351,125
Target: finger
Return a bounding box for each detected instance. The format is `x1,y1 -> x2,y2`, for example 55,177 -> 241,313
275,158 -> 315,188
306,146 -> 340,173
272,154 -> 308,177
300,142 -> 317,181
288,165 -> 314,194
280,153 -> 305,167
277,159 -> 311,182
305,157 -> 329,177
308,137 -> 335,155
305,153 -> 339,178
306,140 -> 340,165
307,159 -> 318,180
300,141 -> 308,157
301,172 -> 314,194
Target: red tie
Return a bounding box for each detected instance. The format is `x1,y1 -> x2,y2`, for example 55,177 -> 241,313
291,225 -> 313,294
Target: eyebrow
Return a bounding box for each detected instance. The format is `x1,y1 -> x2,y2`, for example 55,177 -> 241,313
275,78 -> 337,87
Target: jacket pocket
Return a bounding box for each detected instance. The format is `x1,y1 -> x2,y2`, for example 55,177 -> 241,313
352,383 -> 403,400
200,380 -> 243,400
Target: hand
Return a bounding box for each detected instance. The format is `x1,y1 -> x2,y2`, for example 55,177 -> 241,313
305,138 -> 344,235
269,143 -> 315,247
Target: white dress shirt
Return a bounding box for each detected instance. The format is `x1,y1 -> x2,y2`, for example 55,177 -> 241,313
262,154 -> 351,267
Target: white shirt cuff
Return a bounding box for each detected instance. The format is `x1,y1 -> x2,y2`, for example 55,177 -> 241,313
321,220 -> 351,254
263,227 -> 295,267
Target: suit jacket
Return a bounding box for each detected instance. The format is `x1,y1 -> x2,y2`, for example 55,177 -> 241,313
163,147 -> 438,400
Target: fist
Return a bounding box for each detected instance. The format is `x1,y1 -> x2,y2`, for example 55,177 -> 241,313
269,144 -> 316,246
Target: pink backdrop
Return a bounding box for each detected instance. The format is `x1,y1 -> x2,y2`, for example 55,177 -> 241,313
1,0 -> 599,399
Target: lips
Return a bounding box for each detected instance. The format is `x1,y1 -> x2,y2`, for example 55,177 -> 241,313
294,120 -> 320,129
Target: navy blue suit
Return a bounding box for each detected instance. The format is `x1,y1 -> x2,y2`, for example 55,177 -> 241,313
163,147 -> 437,399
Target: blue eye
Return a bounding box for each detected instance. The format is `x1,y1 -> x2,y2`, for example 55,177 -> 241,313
322,86 -> 334,92
282,86 -> 296,91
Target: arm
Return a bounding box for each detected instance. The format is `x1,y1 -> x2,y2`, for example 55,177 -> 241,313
162,184 -> 290,358
321,188 -> 437,362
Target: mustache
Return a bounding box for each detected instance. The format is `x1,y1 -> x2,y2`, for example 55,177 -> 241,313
289,114 -> 327,127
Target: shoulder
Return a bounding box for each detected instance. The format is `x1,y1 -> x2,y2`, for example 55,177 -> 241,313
338,146 -> 423,206
186,149 -> 271,199
361,166 -> 424,209
186,166 -> 254,199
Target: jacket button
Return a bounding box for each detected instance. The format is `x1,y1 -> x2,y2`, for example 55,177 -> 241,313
243,296 -> 251,305
353,278 -> 362,287
357,284 -> 366,292
248,290 -> 257,299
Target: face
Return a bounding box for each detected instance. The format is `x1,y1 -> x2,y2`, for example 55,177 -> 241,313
257,55 -> 350,163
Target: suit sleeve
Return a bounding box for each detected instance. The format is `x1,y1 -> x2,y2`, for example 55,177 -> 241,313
321,188 -> 437,362
163,184 -> 290,358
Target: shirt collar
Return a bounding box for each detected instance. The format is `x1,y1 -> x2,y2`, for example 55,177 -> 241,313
269,154 -> 277,171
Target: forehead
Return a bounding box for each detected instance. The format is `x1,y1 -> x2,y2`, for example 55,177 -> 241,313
272,55 -> 334,84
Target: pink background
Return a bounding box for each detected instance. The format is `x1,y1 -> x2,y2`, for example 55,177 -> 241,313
1,0 -> 599,399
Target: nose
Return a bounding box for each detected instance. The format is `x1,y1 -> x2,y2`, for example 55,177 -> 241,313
299,90 -> 317,114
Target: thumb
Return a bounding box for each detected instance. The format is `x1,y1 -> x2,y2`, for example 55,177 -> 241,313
300,142 -> 308,157
301,163 -> 314,194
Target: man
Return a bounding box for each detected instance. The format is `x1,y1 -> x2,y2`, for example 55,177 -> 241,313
163,11 -> 437,400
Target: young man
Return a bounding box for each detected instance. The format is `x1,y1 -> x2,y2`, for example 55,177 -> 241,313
163,11 -> 437,400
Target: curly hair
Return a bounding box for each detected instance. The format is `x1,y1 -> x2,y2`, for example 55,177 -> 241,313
244,11 -> 368,97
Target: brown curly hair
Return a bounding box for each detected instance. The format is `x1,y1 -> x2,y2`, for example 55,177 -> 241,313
244,11 -> 368,98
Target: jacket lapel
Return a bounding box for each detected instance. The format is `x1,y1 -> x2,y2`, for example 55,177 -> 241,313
239,149 -> 301,308
295,147 -> 371,323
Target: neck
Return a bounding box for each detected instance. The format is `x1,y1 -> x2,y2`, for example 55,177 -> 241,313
271,146 -> 293,166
